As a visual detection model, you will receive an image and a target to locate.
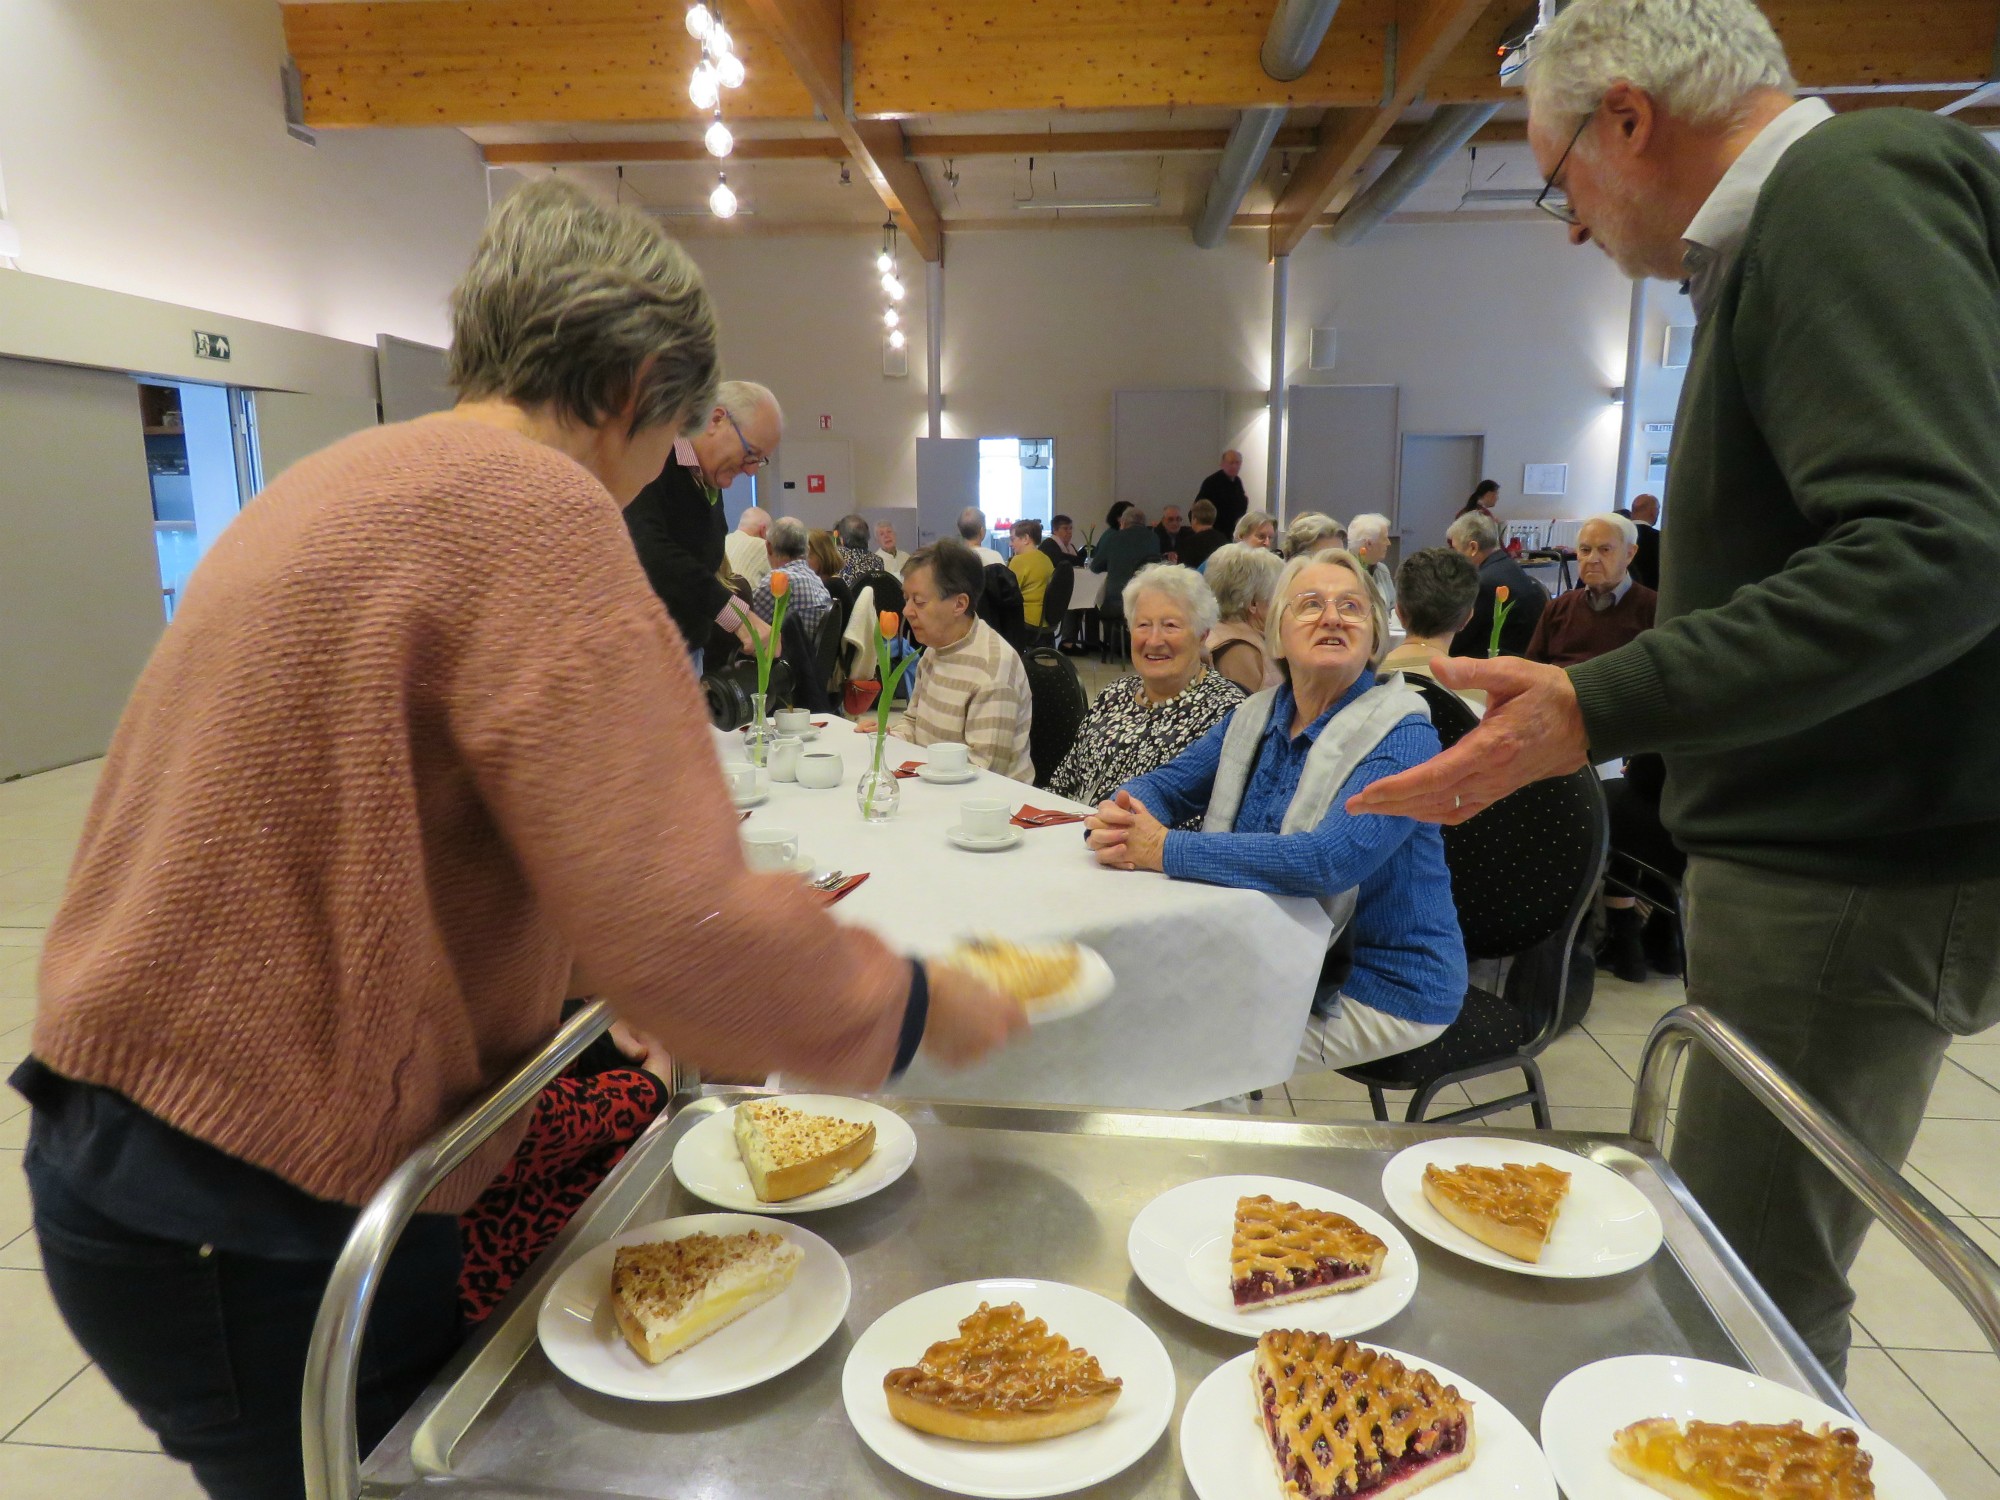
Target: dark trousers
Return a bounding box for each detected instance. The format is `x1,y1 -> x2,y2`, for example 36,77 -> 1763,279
1671,855 -> 2000,1385
29,1155 -> 464,1500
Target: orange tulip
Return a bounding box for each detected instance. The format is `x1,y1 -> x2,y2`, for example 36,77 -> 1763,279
1494,585 -> 1510,603
769,569 -> 791,598
879,610 -> 901,639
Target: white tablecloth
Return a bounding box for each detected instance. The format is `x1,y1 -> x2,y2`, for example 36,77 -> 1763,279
1066,568 -> 1106,612
716,721 -> 1330,1108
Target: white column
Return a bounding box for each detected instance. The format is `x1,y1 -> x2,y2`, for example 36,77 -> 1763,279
1267,253 -> 1289,520
926,259 -> 943,440
1614,277 -> 1647,510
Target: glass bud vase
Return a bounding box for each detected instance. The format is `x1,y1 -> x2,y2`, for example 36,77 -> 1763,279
856,765 -> 900,823
745,691 -> 770,768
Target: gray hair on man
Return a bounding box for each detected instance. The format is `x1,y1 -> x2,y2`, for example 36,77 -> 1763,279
835,513 -> 871,550
1122,563 -> 1221,639
1347,513 -> 1391,550
768,515 -> 809,561
956,507 -> 987,542
716,379 -> 782,428
1265,549 -> 1393,671
447,177 -> 719,436
1583,511 -> 1640,547
1204,543 -> 1284,623
1283,512 -> 1346,560
1234,509 -> 1275,542
1525,0 -> 1795,129
737,505 -> 770,536
1446,510 -> 1503,554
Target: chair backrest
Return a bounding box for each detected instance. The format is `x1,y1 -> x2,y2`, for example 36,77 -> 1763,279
1021,646 -> 1090,787
812,609 -> 844,694
864,569 -> 905,618
978,563 -> 1029,648
825,576 -> 856,632
778,611 -> 833,713
1040,561 -> 1075,624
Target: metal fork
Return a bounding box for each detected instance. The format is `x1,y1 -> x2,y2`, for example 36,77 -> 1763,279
809,869 -> 847,891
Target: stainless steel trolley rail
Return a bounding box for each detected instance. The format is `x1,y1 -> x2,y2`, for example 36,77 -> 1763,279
303,1003 -> 2000,1500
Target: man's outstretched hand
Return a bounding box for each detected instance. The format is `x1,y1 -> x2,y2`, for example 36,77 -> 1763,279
1347,655 -> 1591,824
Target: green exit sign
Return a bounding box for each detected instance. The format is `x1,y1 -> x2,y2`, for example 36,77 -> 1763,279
193,330 -> 232,361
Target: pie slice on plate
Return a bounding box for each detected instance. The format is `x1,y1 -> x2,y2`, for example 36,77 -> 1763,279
1231,1194 -> 1389,1308
940,937 -> 1085,1011
1611,1416 -> 1875,1500
1420,1161 -> 1571,1264
883,1300 -> 1124,1443
733,1100 -> 877,1202
1254,1331 -> 1475,1500
609,1229 -> 802,1364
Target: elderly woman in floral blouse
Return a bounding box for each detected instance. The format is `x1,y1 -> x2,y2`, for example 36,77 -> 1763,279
1047,565 -> 1243,824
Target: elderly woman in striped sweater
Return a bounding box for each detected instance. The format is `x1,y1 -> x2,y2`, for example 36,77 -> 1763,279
1085,550 -> 1466,1072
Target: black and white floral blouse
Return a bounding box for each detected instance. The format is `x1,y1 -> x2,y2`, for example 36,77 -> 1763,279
1047,670 -> 1246,827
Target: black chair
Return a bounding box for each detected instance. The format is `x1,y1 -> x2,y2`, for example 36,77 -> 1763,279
825,576 -> 857,634
979,563 -> 1029,650
778,611 -> 833,714
1021,646 -> 1090,788
702,655 -> 796,730
812,610 -> 844,699
1098,589 -> 1129,665
863,569 -> 905,619
1338,678 -> 1609,1127
1032,562 -> 1074,649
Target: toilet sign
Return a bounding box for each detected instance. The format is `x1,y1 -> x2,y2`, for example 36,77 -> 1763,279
806,474 -> 826,493
819,414 -> 831,430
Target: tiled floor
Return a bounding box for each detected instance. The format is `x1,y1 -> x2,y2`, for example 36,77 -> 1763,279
2,754 -> 1996,1498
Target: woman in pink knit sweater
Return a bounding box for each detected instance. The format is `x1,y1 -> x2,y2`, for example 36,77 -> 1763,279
11,180 -> 1023,1500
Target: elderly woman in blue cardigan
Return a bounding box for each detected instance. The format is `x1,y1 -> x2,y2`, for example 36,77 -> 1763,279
1086,550 -> 1466,1070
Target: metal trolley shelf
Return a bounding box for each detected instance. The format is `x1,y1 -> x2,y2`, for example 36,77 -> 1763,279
303,1003 -> 2000,1499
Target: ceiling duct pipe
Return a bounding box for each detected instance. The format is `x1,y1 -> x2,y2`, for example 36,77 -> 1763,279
1328,102 -> 1501,245
1193,0 -> 1345,248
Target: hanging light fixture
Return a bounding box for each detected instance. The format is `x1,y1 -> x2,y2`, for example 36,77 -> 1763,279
710,174 -> 738,218
876,219 -> 905,362
715,50 -> 747,90
685,2 -> 713,39
884,307 -> 899,328
704,117 -> 734,157
889,329 -> 906,350
689,61 -> 720,110
692,4 -> 745,216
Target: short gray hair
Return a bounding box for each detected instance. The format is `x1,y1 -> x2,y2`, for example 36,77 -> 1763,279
1283,512 -> 1346,560
835,513 -> 871,550
1447,510 -> 1502,554
768,515 -> 808,560
1266,550 -> 1392,672
737,505 -> 770,536
1525,0 -> 1796,130
1234,508 -> 1275,542
957,507 -> 986,541
1122,563 -> 1221,639
1580,511 -> 1639,547
448,178 -> 718,435
1204,543 -> 1284,622
1347,512 -> 1391,548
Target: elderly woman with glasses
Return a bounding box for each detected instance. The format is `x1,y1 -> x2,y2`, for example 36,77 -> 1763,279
1047,565 -> 1244,821
1087,550 -> 1466,1073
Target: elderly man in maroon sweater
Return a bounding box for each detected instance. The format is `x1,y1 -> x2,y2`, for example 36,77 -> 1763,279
1526,512 -> 1658,666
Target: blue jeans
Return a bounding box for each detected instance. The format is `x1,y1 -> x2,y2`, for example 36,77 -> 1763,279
28,1152 -> 463,1500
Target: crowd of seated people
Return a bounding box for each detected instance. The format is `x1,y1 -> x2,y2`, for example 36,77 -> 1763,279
752,515 -> 834,635
1008,519 -> 1056,627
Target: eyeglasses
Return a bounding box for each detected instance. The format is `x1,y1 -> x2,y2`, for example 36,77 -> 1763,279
725,410 -> 768,472
1285,592 -> 1372,626
1534,105 -> 1597,227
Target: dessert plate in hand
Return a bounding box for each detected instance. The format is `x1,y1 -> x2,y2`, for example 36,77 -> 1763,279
1021,944 -> 1114,1026
1127,1174 -> 1417,1337
536,1213 -> 847,1401
842,1278 -> 1175,1499
1182,1346 -> 1556,1500
1542,1356 -> 1945,1500
671,1095 -> 916,1213
1381,1137 -> 1663,1278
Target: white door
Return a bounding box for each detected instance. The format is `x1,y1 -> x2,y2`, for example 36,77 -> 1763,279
1397,433 -> 1485,553
915,437 -> 981,548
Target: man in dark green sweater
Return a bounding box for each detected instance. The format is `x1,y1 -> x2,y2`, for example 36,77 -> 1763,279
1351,0 -> 2000,1382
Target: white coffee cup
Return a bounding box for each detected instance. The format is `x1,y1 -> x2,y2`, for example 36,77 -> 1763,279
744,826 -> 801,872
774,707 -> 812,737
722,761 -> 761,799
928,742 -> 971,776
960,798 -> 1012,839
797,751 -> 843,789
768,736 -> 804,782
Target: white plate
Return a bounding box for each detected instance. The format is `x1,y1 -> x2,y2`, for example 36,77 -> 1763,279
1024,944 -> 1115,1025
842,1278 -> 1175,1499
751,724 -> 821,743
948,824 -> 1023,852
917,763 -> 980,784
536,1213 -> 848,1402
1183,1346 -> 1555,1500
672,1095 -> 917,1213
729,782 -> 769,808
1380,1138 -> 1663,1279
1541,1355 -> 1946,1500
1127,1174 -> 1419,1338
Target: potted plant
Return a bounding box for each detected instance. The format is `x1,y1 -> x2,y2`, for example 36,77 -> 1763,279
857,610 -> 919,822
729,570 -> 790,765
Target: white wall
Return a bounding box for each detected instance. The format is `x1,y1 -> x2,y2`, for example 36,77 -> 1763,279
683,217 -> 1637,537
1621,278 -> 1697,509
0,0 -> 486,349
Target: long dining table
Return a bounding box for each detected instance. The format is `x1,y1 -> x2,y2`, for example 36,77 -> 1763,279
714,718 -> 1332,1108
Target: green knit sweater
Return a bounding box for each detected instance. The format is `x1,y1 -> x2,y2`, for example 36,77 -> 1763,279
1569,109 -> 2000,884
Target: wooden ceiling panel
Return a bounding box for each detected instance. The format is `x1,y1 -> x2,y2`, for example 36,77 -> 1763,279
1765,0 -> 1998,91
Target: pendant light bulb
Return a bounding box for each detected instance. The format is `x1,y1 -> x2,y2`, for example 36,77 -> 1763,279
684,3 -> 713,40
888,329 -> 906,350
688,63 -> 720,111
884,307 -> 899,329
715,51 -> 746,90
881,273 -> 904,301
704,119 -> 734,157
875,249 -> 894,274
710,176 -> 738,218
708,23 -> 734,56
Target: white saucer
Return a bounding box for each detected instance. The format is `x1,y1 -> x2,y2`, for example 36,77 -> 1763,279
1380,1137 -> 1664,1278
1542,1356 -> 1945,1500
842,1278 -> 1176,1498
1127,1174 -> 1419,1338
948,824 -> 1022,852
917,763 -> 979,784
751,724 -> 821,743
1182,1346 -> 1555,1500
729,782 -> 769,809
671,1095 -> 918,1213
536,1213 -> 849,1401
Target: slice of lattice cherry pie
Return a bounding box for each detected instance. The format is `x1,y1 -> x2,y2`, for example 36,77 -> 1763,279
1254,1331 -> 1475,1500
1231,1194 -> 1388,1309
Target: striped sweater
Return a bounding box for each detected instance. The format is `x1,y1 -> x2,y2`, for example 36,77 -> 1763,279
894,618 -> 1035,781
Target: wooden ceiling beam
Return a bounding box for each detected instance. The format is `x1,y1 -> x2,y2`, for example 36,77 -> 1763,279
734,0 -> 943,261
1268,0 -> 1495,258
483,138 -> 850,165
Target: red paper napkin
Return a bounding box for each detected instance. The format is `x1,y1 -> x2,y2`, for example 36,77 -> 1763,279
814,872 -> 870,906
738,809 -> 753,822
892,760 -> 923,779
1012,804 -> 1088,828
